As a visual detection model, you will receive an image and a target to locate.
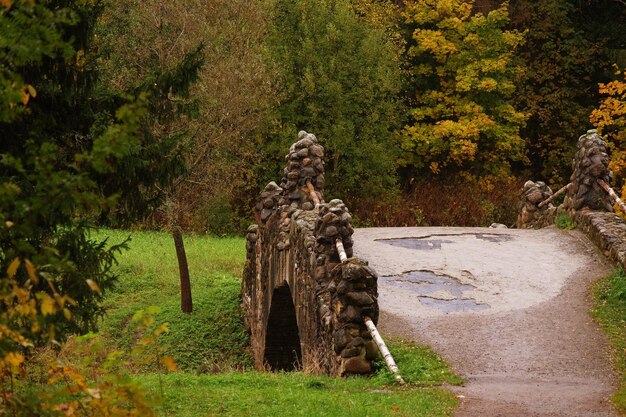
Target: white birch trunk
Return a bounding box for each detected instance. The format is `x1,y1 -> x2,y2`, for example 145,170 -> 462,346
363,316 -> 405,385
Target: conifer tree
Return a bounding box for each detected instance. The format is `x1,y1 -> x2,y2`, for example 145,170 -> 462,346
0,0 -> 203,339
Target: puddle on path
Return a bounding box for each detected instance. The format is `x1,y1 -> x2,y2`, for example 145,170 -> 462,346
380,270 -> 490,313
381,239 -> 454,250
379,233 -> 513,250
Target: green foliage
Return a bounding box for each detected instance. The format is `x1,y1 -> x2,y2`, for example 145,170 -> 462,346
509,0 -> 613,186
554,212 -> 576,229
0,261 -> 168,416
592,269 -> 626,413
97,0 -> 273,232
401,0 -> 527,181
0,0 -> 202,339
0,0 -> 78,123
263,0 -> 402,199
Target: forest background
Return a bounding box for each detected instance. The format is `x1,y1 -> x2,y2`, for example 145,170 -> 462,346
95,0 -> 626,232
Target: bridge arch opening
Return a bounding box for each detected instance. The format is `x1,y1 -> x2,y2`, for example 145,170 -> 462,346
264,283 -> 302,371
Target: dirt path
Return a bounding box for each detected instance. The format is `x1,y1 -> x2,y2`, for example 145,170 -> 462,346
353,227 -> 619,417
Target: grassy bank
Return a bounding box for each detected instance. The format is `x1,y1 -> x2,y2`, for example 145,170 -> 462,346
94,229 -> 251,371
592,268 -> 626,414
91,229 -> 460,416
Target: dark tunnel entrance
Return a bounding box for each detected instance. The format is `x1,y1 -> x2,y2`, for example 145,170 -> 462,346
264,283 -> 302,371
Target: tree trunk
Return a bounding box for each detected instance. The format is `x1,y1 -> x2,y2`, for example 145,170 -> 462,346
173,227 -> 192,313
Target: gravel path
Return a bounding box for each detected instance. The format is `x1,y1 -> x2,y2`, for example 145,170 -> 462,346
353,227 -> 619,417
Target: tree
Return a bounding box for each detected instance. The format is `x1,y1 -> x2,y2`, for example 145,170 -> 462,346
400,0 -> 527,186
0,0 -> 202,339
262,0 -> 403,199
508,0 -> 610,186
591,66 -> 626,198
97,0 -> 274,234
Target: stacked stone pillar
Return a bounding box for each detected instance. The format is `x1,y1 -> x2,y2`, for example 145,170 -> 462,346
517,129 -> 614,228
242,131 -> 379,376
563,129 -> 613,213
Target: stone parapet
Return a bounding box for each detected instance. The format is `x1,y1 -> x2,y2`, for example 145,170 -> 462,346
564,129 -> 613,213
573,209 -> 626,268
242,131 -> 379,375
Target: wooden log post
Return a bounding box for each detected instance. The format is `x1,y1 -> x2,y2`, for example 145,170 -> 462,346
363,316 -> 405,385
538,183 -> 571,209
173,227 -> 193,313
597,178 -> 626,213
335,238 -> 348,262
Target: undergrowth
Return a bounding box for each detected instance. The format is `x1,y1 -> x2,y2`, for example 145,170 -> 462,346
555,212 -> 577,229
592,268 -> 626,414
349,176 -> 522,227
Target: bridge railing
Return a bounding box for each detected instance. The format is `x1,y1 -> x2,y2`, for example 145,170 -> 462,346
517,129 -> 626,271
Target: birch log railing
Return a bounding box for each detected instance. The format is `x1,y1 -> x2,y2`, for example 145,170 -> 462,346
538,183 -> 570,209
597,178 -> 626,213
364,316 -> 405,385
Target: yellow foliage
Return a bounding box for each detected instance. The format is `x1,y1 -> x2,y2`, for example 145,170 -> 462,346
0,259 -> 165,416
7,258 -> 20,278
591,66 -> 626,205
85,278 -> 101,294
160,356 -> 177,372
401,0 -> 526,181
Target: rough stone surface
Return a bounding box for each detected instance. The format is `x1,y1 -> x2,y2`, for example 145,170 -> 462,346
564,129 -> 613,213
573,209 -> 626,269
242,131 -> 379,375
516,180 -> 557,229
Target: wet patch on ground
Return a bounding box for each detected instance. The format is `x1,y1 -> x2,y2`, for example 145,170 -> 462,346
380,270 -> 490,313
378,233 -> 513,250
380,239 -> 454,250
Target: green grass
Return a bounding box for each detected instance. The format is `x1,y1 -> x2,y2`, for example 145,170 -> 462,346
592,268 -> 626,414
137,371 -> 458,417
555,212 -> 577,229
93,229 -> 251,371
91,228 -> 461,416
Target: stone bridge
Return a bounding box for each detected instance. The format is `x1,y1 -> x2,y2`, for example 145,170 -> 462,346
242,128 -> 626,383
242,131 -> 379,375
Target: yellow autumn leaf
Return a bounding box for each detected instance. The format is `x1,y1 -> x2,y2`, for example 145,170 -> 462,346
26,84 -> 36,98
160,356 -> 177,372
154,322 -> 169,336
40,295 -> 55,316
7,257 -> 20,278
3,352 -> 25,368
25,259 -> 38,285
0,0 -> 12,10
86,278 -> 101,294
